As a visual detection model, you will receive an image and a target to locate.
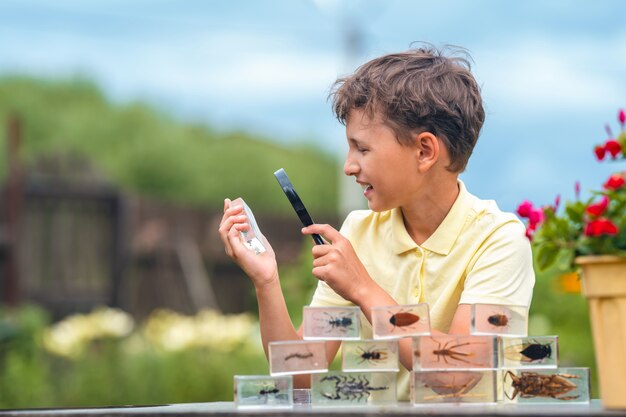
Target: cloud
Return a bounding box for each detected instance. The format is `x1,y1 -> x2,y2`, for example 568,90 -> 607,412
477,34 -> 626,110
0,24 -> 342,106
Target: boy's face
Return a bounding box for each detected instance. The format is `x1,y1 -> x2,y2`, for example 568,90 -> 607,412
343,109 -> 422,212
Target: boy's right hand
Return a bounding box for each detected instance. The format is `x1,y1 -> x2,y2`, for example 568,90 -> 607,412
218,198 -> 278,289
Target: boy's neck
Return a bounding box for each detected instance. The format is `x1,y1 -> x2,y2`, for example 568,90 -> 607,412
400,175 -> 460,246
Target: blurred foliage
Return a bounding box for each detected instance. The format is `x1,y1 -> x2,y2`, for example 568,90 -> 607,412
0,76 -> 338,215
0,305 -> 267,408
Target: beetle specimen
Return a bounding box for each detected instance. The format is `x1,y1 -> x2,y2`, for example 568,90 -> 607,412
314,312 -> 354,333
320,375 -> 389,401
357,346 -> 388,365
487,313 -> 509,327
504,371 -> 580,401
284,352 -> 314,361
327,315 -> 353,329
389,309 -> 420,332
504,341 -> 552,363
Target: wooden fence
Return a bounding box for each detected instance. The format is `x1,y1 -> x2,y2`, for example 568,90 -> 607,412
1,177 -> 332,320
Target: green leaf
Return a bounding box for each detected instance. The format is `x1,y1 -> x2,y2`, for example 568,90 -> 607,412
535,243 -> 560,271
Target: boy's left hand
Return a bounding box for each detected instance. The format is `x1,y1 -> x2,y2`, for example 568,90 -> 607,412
302,224 -> 373,304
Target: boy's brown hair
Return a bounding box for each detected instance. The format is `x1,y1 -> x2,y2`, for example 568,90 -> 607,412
330,45 -> 485,173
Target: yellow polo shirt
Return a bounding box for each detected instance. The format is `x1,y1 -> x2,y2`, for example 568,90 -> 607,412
309,180 -> 535,399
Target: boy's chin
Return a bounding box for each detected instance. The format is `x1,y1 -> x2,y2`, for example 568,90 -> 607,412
366,199 -> 393,213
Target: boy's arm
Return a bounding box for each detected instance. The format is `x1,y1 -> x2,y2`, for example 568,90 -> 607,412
303,223 -> 419,370
219,199 -> 341,388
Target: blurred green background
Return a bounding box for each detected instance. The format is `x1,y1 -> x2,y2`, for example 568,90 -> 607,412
0,78 -> 597,407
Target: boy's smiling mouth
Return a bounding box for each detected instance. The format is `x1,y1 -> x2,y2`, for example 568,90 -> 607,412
358,181 -> 374,196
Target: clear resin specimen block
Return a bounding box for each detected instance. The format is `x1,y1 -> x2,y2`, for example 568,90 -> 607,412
229,198 -> 266,254
412,335 -> 497,370
372,303 -> 430,339
471,304 -> 527,336
411,369 -> 497,405
500,336 -> 558,369
269,340 -> 328,376
311,371 -> 397,406
342,339 -> 399,372
502,367 -> 590,404
302,306 -> 360,340
234,375 -> 293,409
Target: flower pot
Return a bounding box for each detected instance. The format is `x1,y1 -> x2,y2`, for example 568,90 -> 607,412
576,255 -> 626,410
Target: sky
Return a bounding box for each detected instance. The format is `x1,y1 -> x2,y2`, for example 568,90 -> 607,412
1,0 -> 625,214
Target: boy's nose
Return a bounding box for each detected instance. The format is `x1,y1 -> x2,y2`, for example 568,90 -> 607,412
343,158 -> 359,176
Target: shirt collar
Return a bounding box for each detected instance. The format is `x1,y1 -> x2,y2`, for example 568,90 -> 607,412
390,180 -> 473,256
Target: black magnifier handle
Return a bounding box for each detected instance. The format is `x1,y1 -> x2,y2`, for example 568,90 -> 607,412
274,168 -> 325,245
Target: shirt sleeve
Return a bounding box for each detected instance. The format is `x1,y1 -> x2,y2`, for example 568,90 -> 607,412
308,212 -> 358,307
459,219 -> 535,307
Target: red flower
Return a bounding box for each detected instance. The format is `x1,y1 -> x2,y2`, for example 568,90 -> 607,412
516,200 -> 534,218
585,196 -> 609,217
605,140 -> 622,158
619,108 -> 626,127
584,218 -> 619,237
594,145 -> 606,160
528,208 -> 544,227
603,174 -> 626,190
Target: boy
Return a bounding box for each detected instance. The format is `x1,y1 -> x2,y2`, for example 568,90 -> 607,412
219,46 -> 534,399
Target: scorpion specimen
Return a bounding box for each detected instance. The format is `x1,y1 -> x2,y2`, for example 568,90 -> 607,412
320,375 -> 389,401
504,370 -> 580,401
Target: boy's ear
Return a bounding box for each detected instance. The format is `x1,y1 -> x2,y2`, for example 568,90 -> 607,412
413,131 -> 440,172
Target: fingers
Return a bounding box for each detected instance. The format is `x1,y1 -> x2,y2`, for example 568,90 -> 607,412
218,213 -> 248,239
225,220 -> 249,257
311,265 -> 330,281
311,243 -> 333,258
218,202 -> 249,257
302,224 -> 342,243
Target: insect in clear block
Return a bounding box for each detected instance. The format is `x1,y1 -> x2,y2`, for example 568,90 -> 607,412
268,340 -> 328,375
502,367 -> 590,404
470,304 -> 528,336
500,336 -> 558,369
412,335 -> 497,370
234,375 -> 293,409
342,340 -> 399,372
372,303 -> 431,339
229,198 -> 266,254
311,372 -> 397,406
411,369 -> 497,405
302,306 -> 360,340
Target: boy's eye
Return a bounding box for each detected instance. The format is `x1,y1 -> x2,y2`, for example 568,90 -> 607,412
357,148 -> 369,153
